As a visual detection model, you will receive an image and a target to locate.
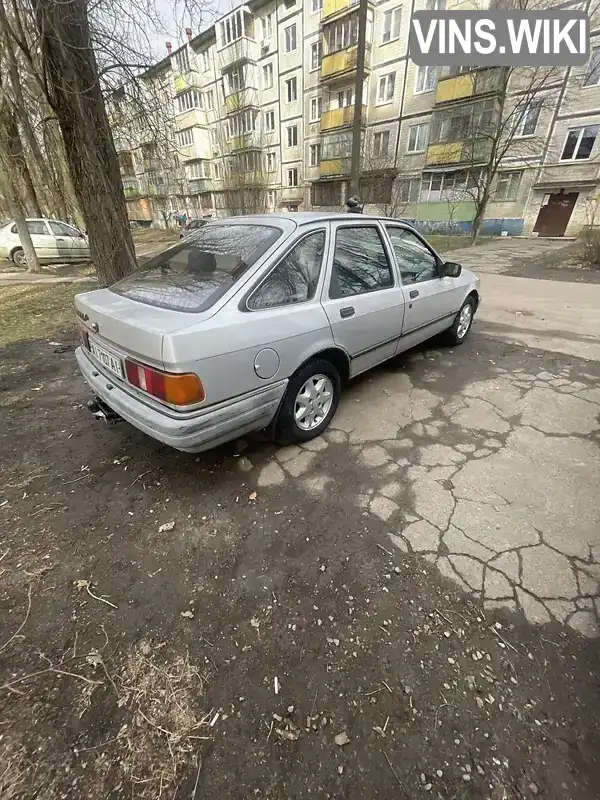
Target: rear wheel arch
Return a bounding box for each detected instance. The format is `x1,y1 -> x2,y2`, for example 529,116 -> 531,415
298,347 -> 350,385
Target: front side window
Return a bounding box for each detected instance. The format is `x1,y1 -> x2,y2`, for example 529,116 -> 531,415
386,227 -> 438,285
49,221 -> 79,237
113,225 -> 282,313
248,231 -> 326,310
329,226 -> 393,299
560,126 -> 599,160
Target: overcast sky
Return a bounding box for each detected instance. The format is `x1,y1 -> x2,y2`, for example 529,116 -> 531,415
151,0 -> 235,56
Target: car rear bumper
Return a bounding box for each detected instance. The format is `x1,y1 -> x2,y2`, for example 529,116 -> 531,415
76,347 -> 287,453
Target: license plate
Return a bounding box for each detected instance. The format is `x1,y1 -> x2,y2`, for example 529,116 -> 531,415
89,338 -> 124,379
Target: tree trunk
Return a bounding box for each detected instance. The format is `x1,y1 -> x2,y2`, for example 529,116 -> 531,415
4,110 -> 42,216
0,160 -> 42,272
32,0 -> 136,286
471,185 -> 491,244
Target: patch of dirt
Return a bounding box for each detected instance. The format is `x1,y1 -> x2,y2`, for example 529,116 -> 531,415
503,241 -> 600,284
1,330 -> 599,799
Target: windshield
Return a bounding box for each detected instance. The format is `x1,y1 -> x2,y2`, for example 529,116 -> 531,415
112,224 -> 282,313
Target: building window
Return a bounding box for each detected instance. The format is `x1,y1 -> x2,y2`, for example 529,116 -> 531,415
311,0 -> 323,12
561,126 -> 599,160
310,96 -> 323,121
337,88 -> 354,107
377,72 -> 396,104
288,167 -> 299,187
267,189 -> 276,209
309,143 -> 321,166
286,76 -> 298,102
310,41 -> 323,71
419,170 -> 479,202
187,160 -> 211,179
261,13 -> 273,39
225,66 -> 245,94
382,8 -> 401,44
513,101 -> 541,137
284,0 -> 296,8
398,178 -> 421,204
219,9 -> 248,46
583,47 -> 600,86
200,50 -> 210,72
175,47 -> 190,72
373,130 -> 390,157
265,110 -> 275,132
285,24 -> 297,52
426,0 -> 446,8
213,161 -> 221,179
415,65 -> 436,94
205,90 -> 214,110
227,110 -> 257,138
177,90 -> 202,113
495,171 -> 523,201
312,181 -> 342,206
407,123 -> 429,153
326,12 -> 359,54
287,125 -> 298,147
177,128 -> 194,147
267,152 -> 276,171
263,62 -> 274,89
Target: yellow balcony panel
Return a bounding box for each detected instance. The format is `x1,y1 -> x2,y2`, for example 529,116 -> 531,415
323,0 -> 359,20
173,70 -> 202,94
435,74 -> 475,104
321,45 -> 370,81
225,89 -> 257,113
320,158 -> 350,177
426,142 -> 463,165
321,105 -> 366,131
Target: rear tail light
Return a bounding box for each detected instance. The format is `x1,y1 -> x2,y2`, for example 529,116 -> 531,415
125,359 -> 204,406
79,326 -> 89,349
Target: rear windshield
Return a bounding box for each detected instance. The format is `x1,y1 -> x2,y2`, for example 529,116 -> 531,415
112,224 -> 282,313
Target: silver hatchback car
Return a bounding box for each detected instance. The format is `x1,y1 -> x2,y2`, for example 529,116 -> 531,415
75,213 -> 480,453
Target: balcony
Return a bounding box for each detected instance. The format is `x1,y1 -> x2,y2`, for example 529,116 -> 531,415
322,0 -> 362,22
434,68 -> 503,105
218,37 -> 259,69
225,87 -> 258,114
188,177 -> 213,194
173,70 -> 202,94
228,132 -> 261,151
425,138 -> 493,167
175,109 -> 207,130
321,105 -> 366,132
321,45 -> 370,83
123,182 -> 141,199
142,158 -> 162,172
320,157 -> 351,177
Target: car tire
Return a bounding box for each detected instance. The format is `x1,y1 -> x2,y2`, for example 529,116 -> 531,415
275,358 -> 341,445
445,296 -> 475,346
12,248 -> 26,268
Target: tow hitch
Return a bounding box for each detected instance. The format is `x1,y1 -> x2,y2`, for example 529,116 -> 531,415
86,397 -> 122,423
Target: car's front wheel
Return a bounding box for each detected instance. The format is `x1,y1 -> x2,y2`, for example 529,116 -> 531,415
445,296 -> 475,345
12,248 -> 26,268
276,358 -> 341,445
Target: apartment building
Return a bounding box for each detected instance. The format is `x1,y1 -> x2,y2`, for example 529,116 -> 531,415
111,0 -> 600,238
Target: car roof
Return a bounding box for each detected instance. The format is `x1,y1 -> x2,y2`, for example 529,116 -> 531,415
209,212 -> 415,227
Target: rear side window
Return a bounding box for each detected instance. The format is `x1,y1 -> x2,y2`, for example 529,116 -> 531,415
11,221 -> 48,235
329,226 -> 393,299
247,231 -> 326,310
112,224 -> 282,312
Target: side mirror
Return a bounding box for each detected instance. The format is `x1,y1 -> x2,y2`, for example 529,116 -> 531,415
442,260 -> 462,278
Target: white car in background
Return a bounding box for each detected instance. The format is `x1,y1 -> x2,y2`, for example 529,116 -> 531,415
0,218 -> 90,267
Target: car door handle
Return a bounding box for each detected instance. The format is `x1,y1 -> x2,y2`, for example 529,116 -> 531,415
409,290 -> 419,299
340,306 -> 355,318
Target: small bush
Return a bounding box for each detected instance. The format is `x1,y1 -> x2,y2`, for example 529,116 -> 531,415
578,227 -> 600,269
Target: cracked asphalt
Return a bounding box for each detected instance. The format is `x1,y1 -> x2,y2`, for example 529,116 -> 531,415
256,239 -> 600,638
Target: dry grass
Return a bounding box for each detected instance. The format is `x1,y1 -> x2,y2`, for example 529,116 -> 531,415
0,283 -> 94,346
0,743 -> 37,800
